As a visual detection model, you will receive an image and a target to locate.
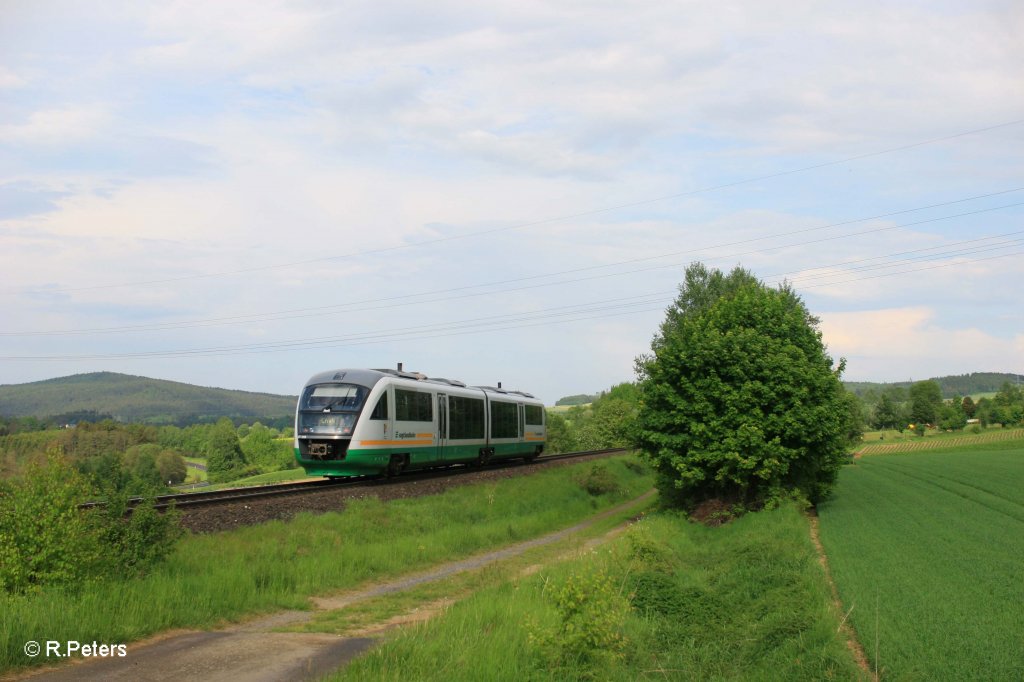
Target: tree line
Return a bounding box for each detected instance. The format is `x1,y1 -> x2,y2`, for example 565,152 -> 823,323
0,417 -> 297,492
545,384 -> 639,454
851,380 -> 1024,432
845,372 -> 1024,400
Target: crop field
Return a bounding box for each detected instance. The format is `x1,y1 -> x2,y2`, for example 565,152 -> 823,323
817,439 -> 1024,680
856,427 -> 1024,455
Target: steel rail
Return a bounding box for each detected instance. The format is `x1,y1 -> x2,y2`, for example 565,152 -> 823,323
79,447 -> 630,511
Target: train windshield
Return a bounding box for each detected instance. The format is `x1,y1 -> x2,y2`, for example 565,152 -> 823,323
298,383 -> 369,437
300,383 -> 368,412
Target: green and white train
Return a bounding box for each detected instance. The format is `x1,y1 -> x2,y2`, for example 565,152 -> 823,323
294,366 -> 546,477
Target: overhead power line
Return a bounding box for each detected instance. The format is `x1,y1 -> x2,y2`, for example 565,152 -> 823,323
2,246 -> 1019,362
7,117 -> 1023,297
786,250 -> 1024,291
5,188 -> 1021,337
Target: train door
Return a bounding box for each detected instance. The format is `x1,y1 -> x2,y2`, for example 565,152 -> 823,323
368,385 -> 391,441
437,393 -> 448,462
518,403 -> 525,446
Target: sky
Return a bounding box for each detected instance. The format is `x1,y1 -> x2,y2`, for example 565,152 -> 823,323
1,0 -> 1022,403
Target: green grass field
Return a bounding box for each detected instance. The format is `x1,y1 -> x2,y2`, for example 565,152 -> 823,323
817,439 -> 1024,680
175,460 -> 309,490
0,457 -> 652,673
336,504 -> 864,681
224,467 -> 309,485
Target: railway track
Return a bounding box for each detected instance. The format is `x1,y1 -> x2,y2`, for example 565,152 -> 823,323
80,448 -> 630,512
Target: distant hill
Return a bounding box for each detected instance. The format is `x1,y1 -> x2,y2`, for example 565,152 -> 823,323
0,372 -> 296,425
845,372 -> 1024,399
555,393 -> 600,407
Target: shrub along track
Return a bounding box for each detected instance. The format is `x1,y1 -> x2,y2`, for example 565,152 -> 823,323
176,449 -> 627,533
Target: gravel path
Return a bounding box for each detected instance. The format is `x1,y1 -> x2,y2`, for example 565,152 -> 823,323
18,489 -> 654,682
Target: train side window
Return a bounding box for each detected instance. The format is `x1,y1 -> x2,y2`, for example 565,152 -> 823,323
490,401 -> 518,438
396,388 -> 433,422
370,392 -> 389,420
525,405 -> 544,426
449,396 -> 485,439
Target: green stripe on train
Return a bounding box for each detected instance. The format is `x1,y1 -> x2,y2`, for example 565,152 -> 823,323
295,441 -> 540,477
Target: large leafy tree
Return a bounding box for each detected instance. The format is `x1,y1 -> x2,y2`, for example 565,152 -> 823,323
960,395 -> 976,419
872,389 -> 908,430
993,382 -> 1024,425
937,398 -> 967,431
908,380 -> 943,426
634,264 -> 850,509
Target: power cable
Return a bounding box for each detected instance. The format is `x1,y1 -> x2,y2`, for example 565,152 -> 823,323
5,190 -> 1021,337
3,247 -> 1018,361
7,118 -> 1023,297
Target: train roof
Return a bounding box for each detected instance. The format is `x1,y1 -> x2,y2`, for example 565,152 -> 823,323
303,368 -> 390,389
475,385 -> 537,400
303,368 -> 538,400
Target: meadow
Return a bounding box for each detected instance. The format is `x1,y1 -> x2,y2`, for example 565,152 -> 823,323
817,439 -> 1024,680
335,504 -> 864,681
0,457 -> 652,673
185,466 -> 312,491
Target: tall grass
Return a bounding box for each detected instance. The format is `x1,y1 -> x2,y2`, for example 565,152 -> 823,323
818,440 -> 1024,679
339,504 -> 864,681
0,457 -> 652,673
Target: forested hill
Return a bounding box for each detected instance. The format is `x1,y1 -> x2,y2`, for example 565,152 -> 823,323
845,372 -> 1024,399
0,372 -> 296,425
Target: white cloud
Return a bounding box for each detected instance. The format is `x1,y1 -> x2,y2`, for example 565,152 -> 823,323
820,307 -> 1024,380
1,1 -> 1022,395
0,66 -> 26,88
0,106 -> 111,145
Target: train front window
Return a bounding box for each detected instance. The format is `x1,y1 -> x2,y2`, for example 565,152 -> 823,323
298,383 -> 368,437
301,384 -> 367,412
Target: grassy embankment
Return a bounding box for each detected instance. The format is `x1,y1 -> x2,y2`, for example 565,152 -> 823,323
330,504 -> 865,681
818,437 -> 1024,680
0,457 -> 651,673
182,456 -> 208,484
185,467 -> 311,491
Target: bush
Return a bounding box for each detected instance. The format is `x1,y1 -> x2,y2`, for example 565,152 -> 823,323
156,450 -> 187,484
0,452 -> 101,594
531,567 -> 631,676
206,418 -> 248,481
577,464 -> 620,496
0,453 -> 182,595
93,491 -> 183,575
241,425 -> 294,472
